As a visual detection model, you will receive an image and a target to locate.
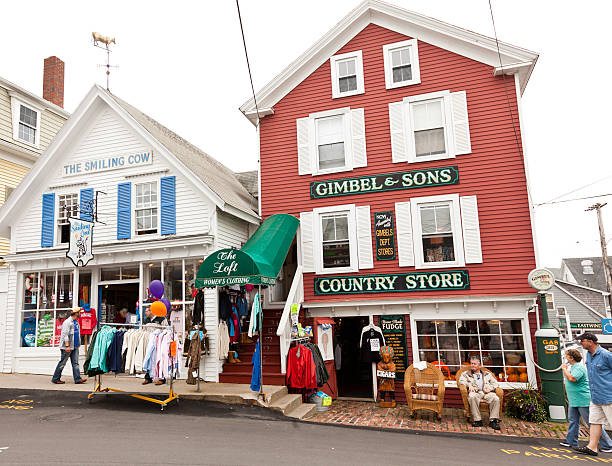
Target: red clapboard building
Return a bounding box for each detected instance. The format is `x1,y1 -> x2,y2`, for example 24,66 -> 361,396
240,0 -> 540,405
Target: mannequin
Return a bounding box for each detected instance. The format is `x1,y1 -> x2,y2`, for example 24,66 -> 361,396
377,346 -> 396,408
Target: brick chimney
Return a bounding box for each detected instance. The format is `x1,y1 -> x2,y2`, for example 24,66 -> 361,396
43,56 -> 64,108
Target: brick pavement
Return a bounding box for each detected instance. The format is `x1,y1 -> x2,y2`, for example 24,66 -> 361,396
307,400 -> 585,440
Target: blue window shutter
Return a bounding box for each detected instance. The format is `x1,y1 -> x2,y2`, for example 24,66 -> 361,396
80,188 -> 94,222
41,193 -> 55,248
160,176 -> 176,235
117,183 -> 131,240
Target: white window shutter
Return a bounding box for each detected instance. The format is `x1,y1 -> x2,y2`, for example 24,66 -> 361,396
300,212 -> 315,272
351,108 -> 367,168
395,201 -> 415,266
297,117 -> 312,175
356,205 -> 373,269
389,101 -> 409,163
460,195 -> 482,264
451,91 -> 471,155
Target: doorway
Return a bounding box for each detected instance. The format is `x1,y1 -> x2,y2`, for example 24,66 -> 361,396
99,283 -> 139,324
334,316 -> 373,399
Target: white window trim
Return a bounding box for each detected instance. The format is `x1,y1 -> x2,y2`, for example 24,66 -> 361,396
309,107 -> 353,176
10,94 -> 42,148
313,204 -> 358,275
133,179 -> 160,236
411,193 -> 465,269
405,90 -> 454,163
56,192 -> 79,246
330,50 -> 365,99
383,39 -> 421,89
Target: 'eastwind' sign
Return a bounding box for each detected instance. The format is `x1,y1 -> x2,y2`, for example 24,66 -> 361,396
62,151 -> 153,177
314,270 -> 470,295
310,166 -> 459,199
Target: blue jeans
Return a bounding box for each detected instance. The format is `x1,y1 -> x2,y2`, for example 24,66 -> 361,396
51,348 -> 82,383
566,405 -> 612,449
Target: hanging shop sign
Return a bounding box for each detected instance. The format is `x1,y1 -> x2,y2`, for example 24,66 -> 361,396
380,315 -> 408,382
560,322 -> 603,330
314,270 -> 470,295
196,248 -> 276,287
374,211 -> 395,261
310,166 -> 459,199
66,218 -> 94,267
527,268 -> 555,292
62,151 -> 153,177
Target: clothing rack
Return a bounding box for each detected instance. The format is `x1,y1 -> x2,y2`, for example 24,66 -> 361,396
87,322 -> 179,410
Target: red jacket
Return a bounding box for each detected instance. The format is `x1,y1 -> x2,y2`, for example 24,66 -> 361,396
286,345 -> 317,389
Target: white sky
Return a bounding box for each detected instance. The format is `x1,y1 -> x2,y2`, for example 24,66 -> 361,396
1,0 -> 610,269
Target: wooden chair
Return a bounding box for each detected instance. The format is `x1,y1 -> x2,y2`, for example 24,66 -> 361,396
404,363 -> 445,420
455,366 -> 504,422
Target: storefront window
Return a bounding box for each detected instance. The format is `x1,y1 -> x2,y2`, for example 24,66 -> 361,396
184,262 -> 197,302
164,261 -> 183,302
101,267 -> 121,282
56,271 -> 73,309
78,271 -> 92,307
416,319 -> 527,383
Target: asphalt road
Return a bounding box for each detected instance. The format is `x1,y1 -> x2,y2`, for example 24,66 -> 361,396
0,389 -> 600,465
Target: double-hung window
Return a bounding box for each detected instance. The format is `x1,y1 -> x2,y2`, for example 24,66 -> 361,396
316,115 -> 346,171
330,51 -> 365,99
321,213 -> 351,269
419,202 -> 455,264
10,96 -> 41,147
383,39 -> 421,88
58,193 -> 78,244
135,182 -> 158,235
389,90 -> 471,164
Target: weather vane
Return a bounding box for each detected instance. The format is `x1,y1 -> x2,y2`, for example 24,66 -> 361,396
92,32 -> 117,91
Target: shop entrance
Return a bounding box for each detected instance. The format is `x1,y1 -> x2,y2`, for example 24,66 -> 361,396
99,283 -> 139,324
334,316 -> 373,399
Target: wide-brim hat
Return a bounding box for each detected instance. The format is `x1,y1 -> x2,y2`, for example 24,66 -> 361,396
70,307 -> 82,315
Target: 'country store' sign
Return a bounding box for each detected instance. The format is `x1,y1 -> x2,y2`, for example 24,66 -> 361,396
314,270 -> 470,295
310,166 -> 459,199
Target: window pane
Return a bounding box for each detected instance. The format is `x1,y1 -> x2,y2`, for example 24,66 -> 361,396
317,116 -> 343,144
420,207 -> 436,234
23,273 -> 39,309
322,241 -> 350,268
421,350 -> 439,363
322,217 -> 336,242
415,128 -> 445,157
391,49 -> 402,67
19,123 -> 35,143
56,271 -> 74,308
436,320 -> 457,334
54,309 -> 71,347
436,206 -> 451,232
164,261 -> 183,301
78,271 -> 91,307
21,312 -> 37,347
437,335 -> 458,350
339,76 -> 357,93
418,335 -> 437,349
318,143 -> 345,170
392,65 -> 412,83
503,335 -> 525,351
334,215 -> 348,240
20,105 -> 37,126
416,321 -> 435,334
500,320 -> 523,334
338,59 -> 355,77
121,266 -> 139,280
101,267 -> 121,281
480,335 -> 502,351
438,350 -> 461,366
37,311 -> 54,347
184,262 -> 197,301
41,272 -> 55,309
423,235 -> 454,262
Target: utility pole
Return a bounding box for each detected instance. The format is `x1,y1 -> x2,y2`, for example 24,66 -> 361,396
586,203 -> 612,314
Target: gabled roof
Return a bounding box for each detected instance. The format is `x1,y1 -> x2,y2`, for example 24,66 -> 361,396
234,171 -> 259,198
0,75 -> 70,118
0,85 -> 258,237
561,257 -> 612,293
240,0 -> 538,125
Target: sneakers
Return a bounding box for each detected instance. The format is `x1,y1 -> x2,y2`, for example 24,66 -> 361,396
601,448 -> 612,453
489,419 -> 501,431
472,420 -> 483,427
574,446 -> 598,456
559,442 -> 572,447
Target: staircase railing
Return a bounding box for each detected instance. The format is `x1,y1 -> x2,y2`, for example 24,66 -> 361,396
276,265 -> 303,374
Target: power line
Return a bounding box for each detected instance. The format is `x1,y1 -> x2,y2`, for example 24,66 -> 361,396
487,0 -> 523,159
235,0 -> 261,126
535,192 -> 612,207
539,173 -> 612,205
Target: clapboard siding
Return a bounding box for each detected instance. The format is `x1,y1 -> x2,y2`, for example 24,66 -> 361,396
216,211 -> 249,249
258,24 -> 536,302
0,86 -> 66,154
0,159 -> 30,255
11,107 -> 209,252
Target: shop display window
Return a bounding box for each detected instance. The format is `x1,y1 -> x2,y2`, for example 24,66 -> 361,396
164,261 -> 183,301
56,271 -> 73,309
416,319 -> 527,383
78,271 -> 92,307
184,262 -> 197,301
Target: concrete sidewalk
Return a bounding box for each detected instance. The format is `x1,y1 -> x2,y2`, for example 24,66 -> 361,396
0,373 -> 314,418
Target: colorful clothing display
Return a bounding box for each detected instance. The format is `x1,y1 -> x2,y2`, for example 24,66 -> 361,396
286,344 -> 317,390
37,314 -> 54,347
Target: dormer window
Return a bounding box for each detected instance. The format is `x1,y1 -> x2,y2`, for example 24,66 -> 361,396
10,95 -> 42,147
383,39 -> 421,89
330,51 -> 364,99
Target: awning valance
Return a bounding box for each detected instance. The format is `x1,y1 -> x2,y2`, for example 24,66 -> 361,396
195,214 -> 299,287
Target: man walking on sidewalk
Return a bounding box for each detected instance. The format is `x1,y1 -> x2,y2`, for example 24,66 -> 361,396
51,307 -> 87,385
575,333 -> 612,457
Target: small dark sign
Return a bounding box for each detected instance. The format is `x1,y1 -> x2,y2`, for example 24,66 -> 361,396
314,270 -> 470,295
374,211 -> 395,261
310,166 -> 459,199
380,315 -> 408,382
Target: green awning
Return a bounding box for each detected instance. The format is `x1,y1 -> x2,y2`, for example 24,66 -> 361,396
195,214 -> 299,287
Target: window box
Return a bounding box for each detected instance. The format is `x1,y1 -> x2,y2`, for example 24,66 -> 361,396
330,51 -> 365,99
383,39 -> 421,88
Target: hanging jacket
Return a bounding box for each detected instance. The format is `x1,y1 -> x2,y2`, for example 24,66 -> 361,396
84,330 -> 99,373
250,340 -> 261,392
305,342 -> 329,387
360,327 -> 385,363
219,292 -> 232,321
248,293 -> 262,338
237,296 -> 248,317
193,289 -> 205,326
218,321 -> 230,360
186,331 -> 202,385
107,331 -> 125,374
286,344 -> 317,389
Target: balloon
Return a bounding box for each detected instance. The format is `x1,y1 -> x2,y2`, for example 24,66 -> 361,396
149,280 -> 164,299
151,300 -> 167,317
161,298 -> 171,314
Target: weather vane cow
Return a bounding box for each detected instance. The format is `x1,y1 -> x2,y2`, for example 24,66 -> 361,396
92,32 -> 117,91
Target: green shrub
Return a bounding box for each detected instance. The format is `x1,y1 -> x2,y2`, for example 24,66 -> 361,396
504,386 -> 548,423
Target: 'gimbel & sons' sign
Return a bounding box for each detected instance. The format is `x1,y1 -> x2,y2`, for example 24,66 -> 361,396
310,166 -> 459,199
314,270 -> 470,295
63,151 -> 153,177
